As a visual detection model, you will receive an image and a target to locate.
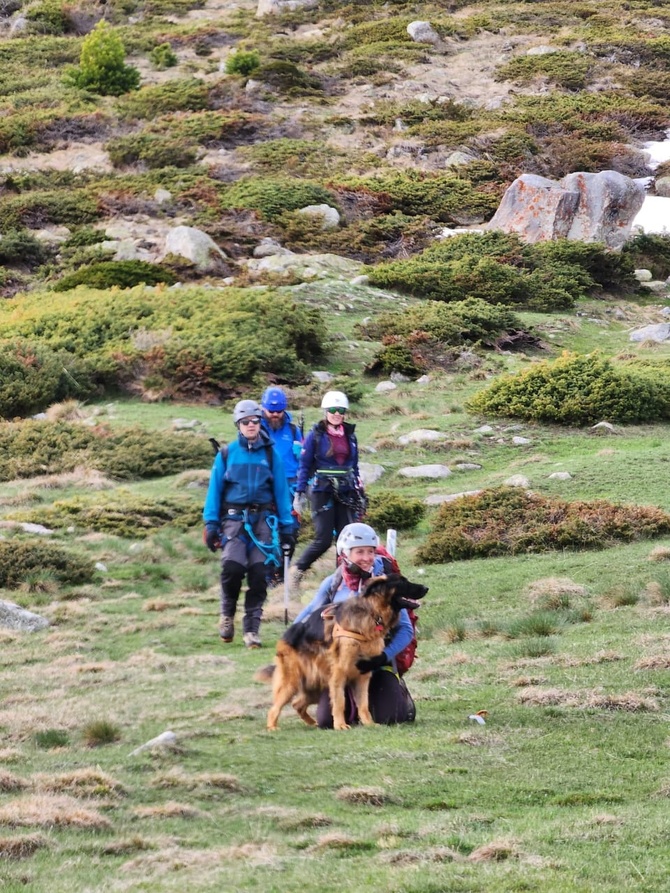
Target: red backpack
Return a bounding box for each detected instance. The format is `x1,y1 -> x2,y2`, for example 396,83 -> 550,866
374,546 -> 418,677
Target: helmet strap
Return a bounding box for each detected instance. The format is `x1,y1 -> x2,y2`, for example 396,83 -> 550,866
344,559 -> 372,580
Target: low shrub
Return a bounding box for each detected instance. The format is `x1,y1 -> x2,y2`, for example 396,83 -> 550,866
25,0 -> 68,34
106,133 -> 198,169
256,60 -> 322,94
53,261 -> 176,291
13,493 -> 202,537
622,233 -> 670,281
221,177 -> 337,221
0,189 -> 99,230
496,52 -> 592,92
83,720 -> 121,747
149,42 -> 178,70
368,232 -> 634,310
468,352 -> 670,426
365,491 -> 426,531
0,230 -> 49,268
417,487 -> 670,564
0,340 -> 69,419
0,286 -> 326,398
116,78 -> 209,120
335,171 -> 498,225
0,540 -> 95,588
225,49 -> 261,77
0,420 -> 214,481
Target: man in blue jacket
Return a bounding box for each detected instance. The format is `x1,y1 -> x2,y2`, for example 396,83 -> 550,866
203,399 -> 295,648
260,387 -> 303,583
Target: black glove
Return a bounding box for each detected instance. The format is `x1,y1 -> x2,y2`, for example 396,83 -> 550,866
356,652 -> 389,674
280,532 -> 295,553
204,523 -> 221,553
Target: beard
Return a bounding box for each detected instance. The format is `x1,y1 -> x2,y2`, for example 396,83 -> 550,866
266,415 -> 283,431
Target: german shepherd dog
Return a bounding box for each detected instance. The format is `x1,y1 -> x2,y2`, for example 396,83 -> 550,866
257,574 -> 428,731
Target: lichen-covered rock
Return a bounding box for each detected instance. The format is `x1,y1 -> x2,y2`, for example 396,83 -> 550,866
487,171 -> 645,249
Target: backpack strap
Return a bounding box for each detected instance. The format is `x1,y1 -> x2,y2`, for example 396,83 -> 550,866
219,441 -> 273,471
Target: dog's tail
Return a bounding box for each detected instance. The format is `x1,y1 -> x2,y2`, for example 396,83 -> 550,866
254,664 -> 276,684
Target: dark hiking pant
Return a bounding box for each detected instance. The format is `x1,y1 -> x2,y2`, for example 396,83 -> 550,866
220,560 -> 266,634
316,670 -> 416,729
294,490 -> 354,573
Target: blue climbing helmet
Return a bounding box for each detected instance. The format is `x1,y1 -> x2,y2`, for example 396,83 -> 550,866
261,386 -> 288,412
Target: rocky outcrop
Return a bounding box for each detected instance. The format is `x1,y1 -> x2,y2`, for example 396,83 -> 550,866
162,226 -> 227,272
487,170 -> 646,249
256,0 -> 317,16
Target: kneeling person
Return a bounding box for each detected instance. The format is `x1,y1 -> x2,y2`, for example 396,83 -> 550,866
293,522 -> 416,727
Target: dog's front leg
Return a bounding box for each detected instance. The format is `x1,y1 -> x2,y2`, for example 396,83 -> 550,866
329,671 -> 350,730
352,674 -> 375,726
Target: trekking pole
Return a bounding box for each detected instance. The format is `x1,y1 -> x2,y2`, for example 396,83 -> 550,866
283,548 -> 291,627
386,528 -> 397,558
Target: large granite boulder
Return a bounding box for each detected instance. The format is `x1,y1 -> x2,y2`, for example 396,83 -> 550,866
163,226 -> 227,272
487,170 -> 645,249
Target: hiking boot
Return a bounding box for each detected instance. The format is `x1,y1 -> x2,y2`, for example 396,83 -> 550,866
243,631 -> 262,649
288,566 -> 304,592
219,616 -> 234,643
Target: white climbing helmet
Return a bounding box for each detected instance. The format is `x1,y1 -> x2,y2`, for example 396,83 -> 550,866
320,390 -> 349,411
336,523 -> 379,557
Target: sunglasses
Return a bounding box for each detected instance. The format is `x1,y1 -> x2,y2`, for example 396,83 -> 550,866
240,417 -> 261,425
326,407 -> 346,414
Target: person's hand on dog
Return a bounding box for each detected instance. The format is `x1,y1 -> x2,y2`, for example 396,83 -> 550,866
356,652 -> 389,674
203,523 -> 221,552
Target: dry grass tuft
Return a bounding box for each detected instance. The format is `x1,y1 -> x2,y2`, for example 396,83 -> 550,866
643,581 -> 670,605
278,813 -> 333,830
101,836 -> 157,856
122,842 -> 279,874
0,794 -> 111,829
336,786 -> 390,806
26,467 -> 116,492
516,687 -> 579,707
635,654 -> 670,670
309,833 -> 363,851
133,801 -> 201,820
0,833 -> 48,860
468,839 -> 517,862
33,769 -> 126,798
381,846 -> 462,864
655,781 -> 670,798
509,675 -> 548,687
150,769 -> 242,793
0,749 -> 22,764
585,691 -> 659,712
525,577 -> 588,609
648,545 -> 670,562
143,599 -> 170,612
0,771 -> 28,793
45,400 -> 88,421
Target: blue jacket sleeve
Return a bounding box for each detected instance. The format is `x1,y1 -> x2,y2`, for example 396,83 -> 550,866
293,575 -> 334,624
384,609 -> 413,661
271,449 -> 294,530
295,430 -> 316,493
203,451 -> 226,524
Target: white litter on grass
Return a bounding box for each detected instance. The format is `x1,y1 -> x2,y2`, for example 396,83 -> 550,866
130,730 -> 177,756
468,713 -> 486,725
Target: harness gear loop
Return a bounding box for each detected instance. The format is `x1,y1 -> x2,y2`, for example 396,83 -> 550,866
242,509 -> 281,568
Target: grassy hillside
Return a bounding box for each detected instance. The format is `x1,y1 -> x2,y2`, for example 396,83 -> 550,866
2,1 -> 670,891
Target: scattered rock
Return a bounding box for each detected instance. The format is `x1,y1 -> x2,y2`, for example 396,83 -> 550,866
350,275 -> 370,286
407,21 -> 441,46
424,490 -> 482,505
634,269 -> 653,282
246,252 -> 363,279
154,188 -> 172,205
296,204 -> 340,230
0,521 -> 54,535
0,601 -> 49,632
548,471 -> 573,480
359,463 -> 385,486
397,429 -> 447,445
163,226 -> 227,272
416,375 -> 431,384
629,323 -> 670,343
256,0 -> 317,15
399,465 -> 452,478
312,371 -> 334,383
172,419 -> 202,430
512,436 -> 532,445
390,372 -> 412,383
454,463 -> 482,471
375,381 -> 397,393
504,475 -> 531,488
526,45 -> 560,55
474,425 -> 495,435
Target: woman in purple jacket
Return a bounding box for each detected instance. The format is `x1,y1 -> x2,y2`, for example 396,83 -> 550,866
290,391 -> 365,586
